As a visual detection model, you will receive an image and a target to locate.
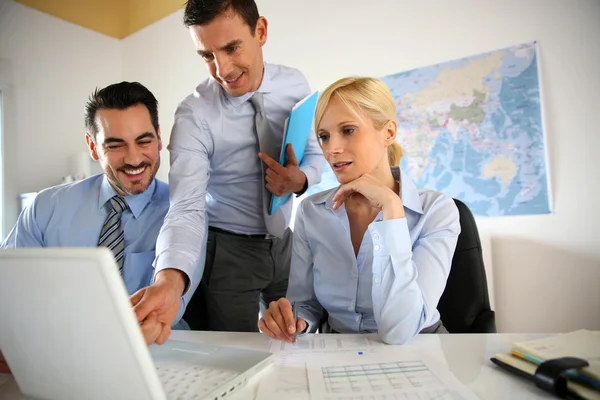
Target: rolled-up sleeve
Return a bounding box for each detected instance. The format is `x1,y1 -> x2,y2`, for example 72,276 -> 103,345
370,196 -> 460,345
154,103 -> 212,292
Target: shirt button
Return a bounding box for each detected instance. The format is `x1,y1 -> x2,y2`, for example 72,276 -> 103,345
374,277 -> 380,284
374,244 -> 380,252
350,301 -> 355,307
355,316 -> 360,321
351,273 -> 358,279
372,233 -> 379,240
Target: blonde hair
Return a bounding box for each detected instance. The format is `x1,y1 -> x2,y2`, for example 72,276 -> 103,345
314,77 -> 403,166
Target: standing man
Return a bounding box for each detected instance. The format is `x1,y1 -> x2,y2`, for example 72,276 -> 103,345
154,0 -> 324,332
1,81 -> 191,346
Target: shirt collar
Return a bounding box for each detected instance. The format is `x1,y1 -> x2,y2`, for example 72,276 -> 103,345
392,167 -> 423,214
98,175 -> 156,219
222,62 -> 273,108
312,167 -> 424,215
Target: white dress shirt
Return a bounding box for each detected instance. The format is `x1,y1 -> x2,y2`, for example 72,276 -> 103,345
287,167 -> 461,345
154,62 -> 325,284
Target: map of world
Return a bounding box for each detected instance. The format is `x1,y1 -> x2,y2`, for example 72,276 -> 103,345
307,41 -> 551,217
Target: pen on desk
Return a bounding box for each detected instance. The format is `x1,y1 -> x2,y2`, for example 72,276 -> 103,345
292,301 -> 298,344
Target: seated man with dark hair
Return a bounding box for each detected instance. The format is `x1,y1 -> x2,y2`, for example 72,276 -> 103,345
1,82 -> 192,367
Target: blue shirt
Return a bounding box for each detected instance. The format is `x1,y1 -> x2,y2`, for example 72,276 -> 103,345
287,167 -> 461,345
1,174 -> 189,327
154,63 -> 325,279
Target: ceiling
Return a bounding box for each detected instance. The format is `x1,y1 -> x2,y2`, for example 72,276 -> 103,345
15,0 -> 185,39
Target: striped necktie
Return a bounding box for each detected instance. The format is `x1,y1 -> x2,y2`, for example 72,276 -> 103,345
98,195 -> 128,272
250,92 -> 286,238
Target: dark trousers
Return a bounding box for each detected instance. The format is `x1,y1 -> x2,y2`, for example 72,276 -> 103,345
183,227 -> 292,332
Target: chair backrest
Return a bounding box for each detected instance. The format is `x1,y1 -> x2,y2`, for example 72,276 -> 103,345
437,199 -> 496,333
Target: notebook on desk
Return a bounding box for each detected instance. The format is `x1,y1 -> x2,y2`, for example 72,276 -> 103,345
0,248 -> 273,400
512,330 -> 600,384
269,90 -> 319,215
491,330 -> 600,399
492,353 -> 600,400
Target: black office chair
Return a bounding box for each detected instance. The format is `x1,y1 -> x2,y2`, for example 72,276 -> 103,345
319,198 -> 496,334
436,198 -> 496,333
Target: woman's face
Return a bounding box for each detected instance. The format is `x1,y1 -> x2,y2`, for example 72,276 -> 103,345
317,96 -> 395,184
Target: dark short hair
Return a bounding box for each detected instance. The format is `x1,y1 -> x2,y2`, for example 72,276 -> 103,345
183,0 -> 260,33
84,81 -> 159,139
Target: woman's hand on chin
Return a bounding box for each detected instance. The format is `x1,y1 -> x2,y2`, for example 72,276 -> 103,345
333,174 -> 405,220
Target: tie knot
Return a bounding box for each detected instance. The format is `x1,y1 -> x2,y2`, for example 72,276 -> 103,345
110,196 -> 128,214
250,92 -> 265,114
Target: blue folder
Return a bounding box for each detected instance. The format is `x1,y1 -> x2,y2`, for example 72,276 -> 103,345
269,91 -> 319,215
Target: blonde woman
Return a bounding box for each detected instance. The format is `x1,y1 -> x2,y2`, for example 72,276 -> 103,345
259,77 -> 460,345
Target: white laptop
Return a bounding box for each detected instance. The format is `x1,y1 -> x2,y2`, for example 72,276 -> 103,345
0,247 -> 273,400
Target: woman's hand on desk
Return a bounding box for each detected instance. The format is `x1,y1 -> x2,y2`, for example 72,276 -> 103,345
259,298 -> 306,343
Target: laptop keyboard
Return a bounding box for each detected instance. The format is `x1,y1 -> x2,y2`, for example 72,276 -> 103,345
156,362 -> 238,400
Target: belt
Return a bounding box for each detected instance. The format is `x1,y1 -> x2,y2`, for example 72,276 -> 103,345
208,226 -> 276,240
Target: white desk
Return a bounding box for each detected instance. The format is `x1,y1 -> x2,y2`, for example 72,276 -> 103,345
0,332 -> 556,399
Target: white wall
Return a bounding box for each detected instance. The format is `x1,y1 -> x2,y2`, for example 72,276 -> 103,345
0,0 -> 122,235
121,12 -> 203,182
121,0 -> 600,333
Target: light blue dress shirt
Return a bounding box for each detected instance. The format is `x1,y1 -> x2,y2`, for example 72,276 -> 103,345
1,174 -> 190,328
154,62 -> 325,280
287,167 -> 461,345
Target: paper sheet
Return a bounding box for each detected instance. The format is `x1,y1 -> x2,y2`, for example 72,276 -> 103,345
306,352 -> 479,400
258,335 -> 383,400
269,335 -> 377,353
257,348 -> 383,400
259,334 -> 477,400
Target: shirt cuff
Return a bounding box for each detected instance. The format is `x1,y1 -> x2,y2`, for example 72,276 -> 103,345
368,218 -> 412,256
